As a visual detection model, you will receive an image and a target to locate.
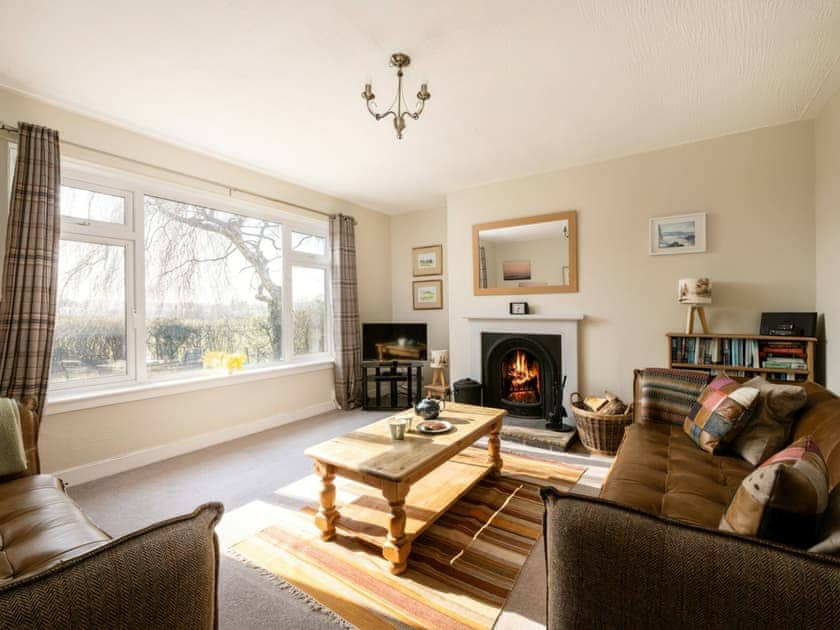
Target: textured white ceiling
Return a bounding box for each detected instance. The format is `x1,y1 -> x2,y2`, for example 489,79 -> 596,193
1,1 -> 839,213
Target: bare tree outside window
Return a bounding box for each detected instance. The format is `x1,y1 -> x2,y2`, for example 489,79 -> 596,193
144,196 -> 285,376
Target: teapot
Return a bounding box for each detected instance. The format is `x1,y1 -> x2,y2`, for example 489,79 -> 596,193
414,397 -> 442,420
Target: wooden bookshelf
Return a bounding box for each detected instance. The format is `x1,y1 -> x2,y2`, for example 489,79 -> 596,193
667,333 -> 817,383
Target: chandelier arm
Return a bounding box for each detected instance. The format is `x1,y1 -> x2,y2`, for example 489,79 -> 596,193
402,98 -> 426,120
366,99 -> 396,121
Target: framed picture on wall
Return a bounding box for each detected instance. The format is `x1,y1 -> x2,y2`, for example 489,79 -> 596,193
649,212 -> 707,255
412,244 -> 443,276
413,279 -> 443,310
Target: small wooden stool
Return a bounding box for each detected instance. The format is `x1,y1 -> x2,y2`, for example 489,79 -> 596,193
424,367 -> 450,400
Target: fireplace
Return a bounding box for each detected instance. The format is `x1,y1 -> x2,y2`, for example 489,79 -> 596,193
482,332 -> 562,420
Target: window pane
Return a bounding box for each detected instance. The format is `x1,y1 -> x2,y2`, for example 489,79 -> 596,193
291,231 -> 326,256
293,266 -> 326,355
144,196 -> 283,378
61,185 -> 125,224
51,240 -> 127,383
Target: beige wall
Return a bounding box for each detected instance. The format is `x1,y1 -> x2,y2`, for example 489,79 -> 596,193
447,121 -> 816,400
389,207 -> 449,380
816,88 -> 840,391
0,86 -> 392,475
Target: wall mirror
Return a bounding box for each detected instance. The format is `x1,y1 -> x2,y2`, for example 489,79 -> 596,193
473,210 -> 578,295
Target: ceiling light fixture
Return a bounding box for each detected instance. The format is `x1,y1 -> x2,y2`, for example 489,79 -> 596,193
362,53 -> 430,139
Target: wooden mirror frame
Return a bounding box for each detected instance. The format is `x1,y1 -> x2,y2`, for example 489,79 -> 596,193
472,210 -> 578,295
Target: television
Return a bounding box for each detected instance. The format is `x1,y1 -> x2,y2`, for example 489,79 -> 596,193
362,323 -> 428,362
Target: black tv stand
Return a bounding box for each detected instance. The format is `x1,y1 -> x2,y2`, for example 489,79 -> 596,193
362,360 -> 424,411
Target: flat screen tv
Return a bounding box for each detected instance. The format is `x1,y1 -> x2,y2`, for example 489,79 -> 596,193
362,323 -> 428,362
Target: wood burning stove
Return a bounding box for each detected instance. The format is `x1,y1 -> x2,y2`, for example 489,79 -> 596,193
481,332 -> 562,422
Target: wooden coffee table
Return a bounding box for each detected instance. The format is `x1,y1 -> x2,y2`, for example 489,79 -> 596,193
304,402 -> 505,574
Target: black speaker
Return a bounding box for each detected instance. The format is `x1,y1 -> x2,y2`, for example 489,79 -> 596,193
760,312 -> 817,338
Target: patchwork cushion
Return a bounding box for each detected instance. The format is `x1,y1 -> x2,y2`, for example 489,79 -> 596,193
730,377 -> 807,465
636,368 -> 711,425
683,374 -> 759,453
720,436 -> 829,548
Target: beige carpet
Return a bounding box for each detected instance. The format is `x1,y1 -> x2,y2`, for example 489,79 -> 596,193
226,448 -> 584,629
68,408 -> 611,628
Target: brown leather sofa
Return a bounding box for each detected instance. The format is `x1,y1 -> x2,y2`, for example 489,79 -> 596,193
542,370 -> 840,629
0,400 -> 223,629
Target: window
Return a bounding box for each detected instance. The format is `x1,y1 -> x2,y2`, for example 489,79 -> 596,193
51,239 -> 129,384
60,183 -> 126,225
47,165 -> 330,396
292,266 -> 326,355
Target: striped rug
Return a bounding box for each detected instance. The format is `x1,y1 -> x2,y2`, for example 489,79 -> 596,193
226,447 -> 584,629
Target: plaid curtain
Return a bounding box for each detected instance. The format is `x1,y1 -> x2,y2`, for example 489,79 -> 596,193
330,214 -> 362,409
0,123 -> 61,415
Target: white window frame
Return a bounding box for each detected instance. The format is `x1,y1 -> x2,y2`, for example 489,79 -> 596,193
45,156 -> 332,404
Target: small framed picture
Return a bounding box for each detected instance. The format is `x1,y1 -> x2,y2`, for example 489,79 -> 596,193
649,212 -> 707,255
412,244 -> 443,276
509,302 -> 529,315
413,279 -> 443,310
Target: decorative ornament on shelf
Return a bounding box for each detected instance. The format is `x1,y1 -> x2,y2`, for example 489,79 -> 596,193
678,277 -> 712,334
430,350 -> 448,368
362,52 -> 430,139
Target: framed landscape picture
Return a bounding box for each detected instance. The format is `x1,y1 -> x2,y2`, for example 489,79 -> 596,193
413,279 -> 443,310
649,212 -> 707,255
412,244 -> 443,276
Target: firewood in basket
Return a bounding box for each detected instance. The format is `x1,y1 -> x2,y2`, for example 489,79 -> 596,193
583,396 -> 608,412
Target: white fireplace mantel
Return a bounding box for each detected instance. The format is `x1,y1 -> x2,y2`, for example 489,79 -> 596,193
463,314 -> 585,321
464,314 -> 583,424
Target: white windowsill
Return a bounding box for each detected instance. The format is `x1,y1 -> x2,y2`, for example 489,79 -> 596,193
45,358 -> 335,415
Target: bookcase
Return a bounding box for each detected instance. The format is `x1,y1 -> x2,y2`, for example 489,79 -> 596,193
667,333 -> 817,383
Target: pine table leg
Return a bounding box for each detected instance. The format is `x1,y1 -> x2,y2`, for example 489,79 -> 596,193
382,483 -> 411,574
314,461 -> 339,541
488,419 -> 503,478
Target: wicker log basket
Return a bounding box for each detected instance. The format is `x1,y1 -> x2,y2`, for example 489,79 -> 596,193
570,392 -> 633,455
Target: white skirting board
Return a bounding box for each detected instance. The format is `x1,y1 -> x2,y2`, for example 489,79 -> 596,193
51,399 -> 338,486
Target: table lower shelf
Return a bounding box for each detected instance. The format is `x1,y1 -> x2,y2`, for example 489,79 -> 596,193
332,452 -> 494,550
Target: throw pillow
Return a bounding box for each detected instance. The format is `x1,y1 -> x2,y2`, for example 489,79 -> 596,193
810,483 -> 840,555
720,436 -> 829,548
683,374 -> 760,453
730,377 -> 807,465
0,398 -> 26,477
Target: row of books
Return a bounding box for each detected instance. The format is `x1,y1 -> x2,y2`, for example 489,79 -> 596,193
671,337 -> 809,371
671,337 -> 760,367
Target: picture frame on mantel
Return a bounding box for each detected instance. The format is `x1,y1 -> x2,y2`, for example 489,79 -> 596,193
649,212 -> 707,255
412,244 -> 443,276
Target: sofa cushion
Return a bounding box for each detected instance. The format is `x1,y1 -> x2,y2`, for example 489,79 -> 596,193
600,422 -> 754,529
720,436 -> 829,548
792,383 -> 840,489
634,368 -> 710,426
683,374 -> 760,453
0,475 -> 110,582
730,377 -> 807,465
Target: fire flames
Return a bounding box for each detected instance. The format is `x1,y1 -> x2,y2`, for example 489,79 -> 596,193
502,349 -> 541,404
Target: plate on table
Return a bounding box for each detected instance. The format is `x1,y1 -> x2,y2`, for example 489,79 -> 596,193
416,420 -> 453,434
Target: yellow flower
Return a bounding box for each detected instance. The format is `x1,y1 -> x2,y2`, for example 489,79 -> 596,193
224,353 -> 246,372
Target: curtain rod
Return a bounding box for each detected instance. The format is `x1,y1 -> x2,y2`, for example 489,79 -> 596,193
0,122 -> 355,224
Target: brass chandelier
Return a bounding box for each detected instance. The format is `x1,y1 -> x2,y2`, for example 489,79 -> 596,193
362,52 -> 430,139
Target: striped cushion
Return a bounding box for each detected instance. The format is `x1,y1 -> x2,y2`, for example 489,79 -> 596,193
683,374 -> 759,453
720,436 -> 829,548
637,368 -> 711,425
